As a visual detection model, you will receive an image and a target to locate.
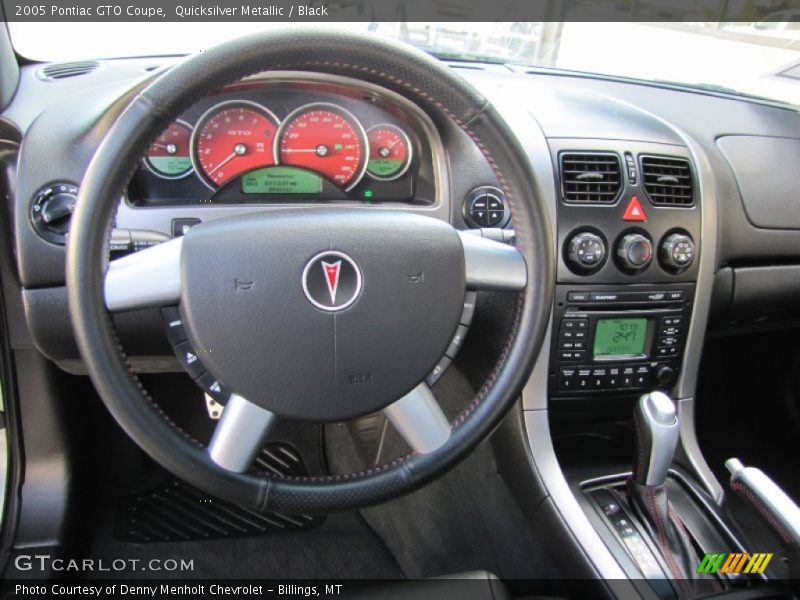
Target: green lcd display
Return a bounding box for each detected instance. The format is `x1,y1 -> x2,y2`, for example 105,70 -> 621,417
593,318 -> 648,359
241,166 -> 323,195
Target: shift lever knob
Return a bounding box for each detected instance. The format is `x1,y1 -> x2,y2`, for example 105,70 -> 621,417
632,391 -> 680,486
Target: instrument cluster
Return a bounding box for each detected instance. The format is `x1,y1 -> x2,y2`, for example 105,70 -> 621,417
128,79 -> 435,207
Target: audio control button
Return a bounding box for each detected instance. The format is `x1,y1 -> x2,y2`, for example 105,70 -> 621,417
561,318 -> 588,331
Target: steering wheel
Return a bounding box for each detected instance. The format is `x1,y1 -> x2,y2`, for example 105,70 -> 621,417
66,29 -> 554,514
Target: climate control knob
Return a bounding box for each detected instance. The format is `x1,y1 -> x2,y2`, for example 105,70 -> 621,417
616,233 -> 653,273
660,233 -> 695,272
566,232 -> 606,272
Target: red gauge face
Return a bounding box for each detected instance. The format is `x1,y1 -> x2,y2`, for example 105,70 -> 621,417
366,124 -> 412,181
193,102 -> 279,187
144,121 -> 193,179
277,104 -> 366,190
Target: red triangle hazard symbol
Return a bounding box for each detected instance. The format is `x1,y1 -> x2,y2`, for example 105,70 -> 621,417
622,196 -> 647,222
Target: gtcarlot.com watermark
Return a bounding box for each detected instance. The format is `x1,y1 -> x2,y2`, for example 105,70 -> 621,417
14,554 -> 194,573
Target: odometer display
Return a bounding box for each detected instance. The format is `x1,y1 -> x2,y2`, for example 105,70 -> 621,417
241,166 -> 323,195
192,101 -> 280,187
276,103 -> 366,190
366,124 -> 412,180
144,121 -> 193,179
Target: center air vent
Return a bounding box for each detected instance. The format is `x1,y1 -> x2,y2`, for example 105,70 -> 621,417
560,153 -> 622,204
37,60 -> 100,81
641,156 -> 694,206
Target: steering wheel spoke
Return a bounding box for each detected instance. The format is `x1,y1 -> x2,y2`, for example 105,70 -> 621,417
458,231 -> 527,291
383,383 -> 451,454
208,394 -> 278,473
104,237 -> 183,311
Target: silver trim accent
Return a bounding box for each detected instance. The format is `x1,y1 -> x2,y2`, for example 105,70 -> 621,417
635,392 -> 679,487
190,99 -> 282,190
142,119 -> 195,180
301,250 -> 362,312
104,236 -> 183,312
208,394 -> 277,473
365,123 -> 413,181
524,411 -> 629,580
458,231 -> 527,291
677,398 -> 724,503
727,458 -> 800,544
383,383 -> 451,454
274,101 -> 369,192
115,73 -> 450,234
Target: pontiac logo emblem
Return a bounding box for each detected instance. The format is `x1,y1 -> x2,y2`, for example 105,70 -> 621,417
302,251 -> 362,311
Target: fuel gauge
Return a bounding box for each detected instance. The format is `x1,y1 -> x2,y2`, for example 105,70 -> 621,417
144,120 -> 194,179
366,124 -> 412,181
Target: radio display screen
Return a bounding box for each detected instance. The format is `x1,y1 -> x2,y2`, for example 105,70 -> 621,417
593,318 -> 648,359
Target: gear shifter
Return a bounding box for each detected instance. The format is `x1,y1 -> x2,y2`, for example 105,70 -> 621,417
632,391 -> 680,486
628,392 -> 699,589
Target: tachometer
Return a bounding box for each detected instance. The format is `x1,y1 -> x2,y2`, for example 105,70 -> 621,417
366,124 -> 412,181
144,120 -> 193,179
276,103 -> 367,191
192,100 -> 280,188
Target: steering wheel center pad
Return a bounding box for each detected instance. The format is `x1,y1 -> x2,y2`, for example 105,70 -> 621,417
180,209 -> 465,421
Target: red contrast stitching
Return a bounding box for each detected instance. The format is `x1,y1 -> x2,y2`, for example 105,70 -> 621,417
732,481 -> 795,545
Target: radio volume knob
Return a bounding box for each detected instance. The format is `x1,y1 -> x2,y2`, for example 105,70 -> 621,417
566,232 -> 606,272
653,364 -> 675,388
616,233 -> 652,273
660,233 -> 695,272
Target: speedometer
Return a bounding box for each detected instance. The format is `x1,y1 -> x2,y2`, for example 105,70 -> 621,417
276,103 -> 367,191
191,100 -> 280,188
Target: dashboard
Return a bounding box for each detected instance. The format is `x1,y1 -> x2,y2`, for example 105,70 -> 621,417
3,53 -> 800,377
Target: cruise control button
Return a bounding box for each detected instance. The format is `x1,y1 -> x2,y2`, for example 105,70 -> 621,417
460,291 -> 478,325
426,356 -> 452,387
445,325 -> 469,358
161,306 -> 187,344
171,218 -> 201,237
175,340 -> 206,378
196,370 -> 230,404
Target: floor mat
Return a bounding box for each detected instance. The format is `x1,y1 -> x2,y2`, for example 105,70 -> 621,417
326,367 -> 561,582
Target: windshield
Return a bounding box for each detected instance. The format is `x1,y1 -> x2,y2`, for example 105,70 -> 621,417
8,21 -> 800,105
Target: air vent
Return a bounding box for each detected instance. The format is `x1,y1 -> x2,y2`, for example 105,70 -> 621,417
37,60 -> 100,81
560,153 -> 622,204
641,156 -> 694,206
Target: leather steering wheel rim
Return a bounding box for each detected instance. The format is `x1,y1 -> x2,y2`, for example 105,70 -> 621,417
66,28 -> 554,514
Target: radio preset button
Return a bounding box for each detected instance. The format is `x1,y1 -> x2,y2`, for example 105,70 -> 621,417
559,368 -> 577,390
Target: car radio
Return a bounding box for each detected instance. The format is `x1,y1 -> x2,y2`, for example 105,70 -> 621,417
549,283 -> 694,396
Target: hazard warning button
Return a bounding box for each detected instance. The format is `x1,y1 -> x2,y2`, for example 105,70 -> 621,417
622,196 -> 647,222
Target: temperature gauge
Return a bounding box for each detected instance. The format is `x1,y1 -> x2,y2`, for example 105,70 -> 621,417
366,124 -> 412,181
144,120 -> 193,179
